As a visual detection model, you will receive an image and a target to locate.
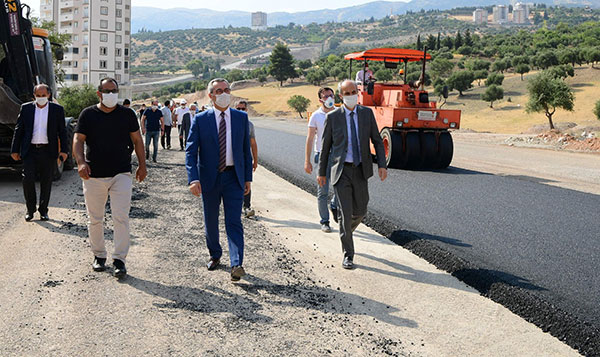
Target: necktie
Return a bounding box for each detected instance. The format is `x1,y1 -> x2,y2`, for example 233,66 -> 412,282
218,112 -> 227,172
350,111 -> 360,166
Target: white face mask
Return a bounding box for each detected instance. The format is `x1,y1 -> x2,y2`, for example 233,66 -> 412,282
152,105 -> 158,110
214,93 -> 231,108
343,94 -> 358,109
35,96 -> 49,106
102,93 -> 119,108
323,97 -> 335,109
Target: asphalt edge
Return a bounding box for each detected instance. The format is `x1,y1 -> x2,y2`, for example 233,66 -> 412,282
258,160 -> 599,357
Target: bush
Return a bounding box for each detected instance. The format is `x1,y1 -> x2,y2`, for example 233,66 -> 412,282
58,84 -> 98,118
593,100 -> 600,121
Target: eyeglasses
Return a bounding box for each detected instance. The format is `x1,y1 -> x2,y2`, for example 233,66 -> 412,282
100,89 -> 119,94
322,94 -> 334,99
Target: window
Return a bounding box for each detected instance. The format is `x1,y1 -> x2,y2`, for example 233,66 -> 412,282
83,34 -> 89,45
100,6 -> 108,15
65,74 -> 79,81
72,47 -> 79,54
125,17 -> 130,23
83,20 -> 88,30
115,74 -> 121,82
83,7 -> 89,18
83,74 -> 88,83
124,48 -> 129,56
99,60 -> 107,69
116,48 -> 121,56
100,20 -> 108,29
74,21 -> 78,28
116,9 -> 122,18
73,34 -> 78,41
100,47 -> 107,56
124,61 -> 128,69
73,61 -> 78,68
83,61 -> 88,71
116,0 -> 122,4
116,22 -> 122,31
100,33 -> 108,42
115,61 -> 121,70
115,35 -> 122,44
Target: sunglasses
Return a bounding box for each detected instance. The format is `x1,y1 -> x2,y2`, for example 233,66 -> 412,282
100,89 -> 119,94
236,107 -> 247,111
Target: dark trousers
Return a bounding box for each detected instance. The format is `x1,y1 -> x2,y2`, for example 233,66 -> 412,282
201,170 -> 245,267
178,125 -> 184,149
22,146 -> 55,215
243,190 -> 251,209
333,164 -> 369,260
161,125 -> 172,148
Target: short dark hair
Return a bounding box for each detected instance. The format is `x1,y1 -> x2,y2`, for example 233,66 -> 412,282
98,77 -> 119,91
236,100 -> 248,107
318,87 -> 334,99
123,99 -> 131,105
33,83 -> 51,96
164,100 -> 170,106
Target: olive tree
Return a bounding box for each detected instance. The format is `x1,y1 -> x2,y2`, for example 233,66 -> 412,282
526,72 -> 574,130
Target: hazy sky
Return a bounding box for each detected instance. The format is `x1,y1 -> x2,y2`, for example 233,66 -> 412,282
26,0 -> 408,16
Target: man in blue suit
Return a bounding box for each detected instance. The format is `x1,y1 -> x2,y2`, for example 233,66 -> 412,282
185,78 -> 253,282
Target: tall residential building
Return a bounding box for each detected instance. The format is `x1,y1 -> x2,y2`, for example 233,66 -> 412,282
473,8 -> 488,25
493,5 -> 509,24
251,12 -> 267,31
40,0 -> 131,91
513,2 -> 530,24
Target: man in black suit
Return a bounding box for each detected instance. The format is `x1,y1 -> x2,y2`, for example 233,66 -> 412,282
10,84 -> 68,221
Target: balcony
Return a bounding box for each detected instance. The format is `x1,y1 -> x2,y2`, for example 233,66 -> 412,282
59,13 -> 74,22
59,27 -> 73,34
60,0 -> 75,9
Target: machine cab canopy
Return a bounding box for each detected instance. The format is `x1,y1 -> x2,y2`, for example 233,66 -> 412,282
344,48 -> 431,63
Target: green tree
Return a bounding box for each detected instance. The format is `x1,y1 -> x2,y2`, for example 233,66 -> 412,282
306,68 -> 327,86
269,43 -> 296,86
287,95 -> 311,119
258,74 -> 267,86
58,84 -> 98,118
546,64 -> 574,80
481,85 -> 504,108
186,59 -> 204,78
593,100 -> 600,121
430,58 -> 454,79
426,34 -> 437,51
416,34 -> 422,51
491,59 -> 508,73
446,70 -> 474,96
224,69 -> 245,83
526,72 -> 574,130
473,70 -> 488,86
485,72 -> 504,86
375,69 -> 393,82
454,31 -> 463,50
464,29 -> 473,47
584,48 -> 600,68
535,51 -> 559,70
515,63 -> 530,80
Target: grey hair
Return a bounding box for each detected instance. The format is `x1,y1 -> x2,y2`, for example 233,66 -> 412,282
338,79 -> 356,94
33,83 -> 51,95
207,78 -> 230,94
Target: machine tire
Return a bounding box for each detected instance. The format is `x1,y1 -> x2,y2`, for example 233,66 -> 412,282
419,131 -> 437,169
434,131 -> 454,169
53,158 -> 64,181
380,128 -> 403,169
63,122 -> 76,170
404,131 -> 421,169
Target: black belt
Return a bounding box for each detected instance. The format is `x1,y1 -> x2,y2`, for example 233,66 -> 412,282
223,166 -> 235,171
32,144 -> 49,148
344,162 -> 362,167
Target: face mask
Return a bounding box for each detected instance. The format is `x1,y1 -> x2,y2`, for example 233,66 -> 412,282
35,96 -> 48,106
343,94 -> 358,109
152,105 -> 158,110
323,97 -> 335,109
102,93 -> 119,108
214,93 -> 231,108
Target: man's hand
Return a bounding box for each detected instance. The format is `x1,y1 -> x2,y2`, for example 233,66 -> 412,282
317,176 -> 326,187
136,165 -> 147,182
141,128 -> 146,135
189,182 -> 202,197
78,162 -> 91,180
244,182 -> 251,195
304,161 -> 313,174
378,167 -> 388,182
59,152 -> 68,162
10,153 -> 21,161
253,160 -> 258,172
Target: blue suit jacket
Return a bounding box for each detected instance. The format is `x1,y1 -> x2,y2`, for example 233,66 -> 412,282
185,108 -> 253,191
10,102 -> 68,159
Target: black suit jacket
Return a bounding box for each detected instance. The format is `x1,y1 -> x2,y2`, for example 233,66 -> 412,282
10,102 -> 68,159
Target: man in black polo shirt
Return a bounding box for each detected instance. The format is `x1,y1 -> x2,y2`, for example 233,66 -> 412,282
141,99 -> 164,163
73,77 -> 147,278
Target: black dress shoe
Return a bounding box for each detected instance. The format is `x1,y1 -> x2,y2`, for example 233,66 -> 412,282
342,257 -> 354,270
40,214 -> 49,221
330,206 -> 339,224
113,259 -> 127,278
25,213 -> 34,222
207,258 -> 220,271
92,257 -> 107,272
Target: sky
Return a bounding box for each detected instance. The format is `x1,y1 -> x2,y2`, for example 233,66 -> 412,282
26,0 -> 407,17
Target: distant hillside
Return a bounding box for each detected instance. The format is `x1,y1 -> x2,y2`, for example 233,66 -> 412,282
132,0 -> 600,32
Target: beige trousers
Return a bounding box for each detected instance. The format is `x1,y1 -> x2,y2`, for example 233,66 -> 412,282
82,173 -> 132,262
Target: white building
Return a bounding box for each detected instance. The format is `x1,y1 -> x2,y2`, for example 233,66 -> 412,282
493,5 -> 509,24
473,8 -> 488,24
251,12 -> 267,31
40,0 -> 131,94
513,2 -> 530,24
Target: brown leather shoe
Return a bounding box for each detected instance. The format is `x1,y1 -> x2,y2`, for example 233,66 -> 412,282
231,266 -> 246,281
207,258 -> 220,271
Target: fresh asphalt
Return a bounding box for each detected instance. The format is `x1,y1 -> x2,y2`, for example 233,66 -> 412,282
255,125 -> 600,344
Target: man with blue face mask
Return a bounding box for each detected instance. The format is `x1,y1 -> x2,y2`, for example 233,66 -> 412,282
304,87 -> 338,233
73,77 -> 147,279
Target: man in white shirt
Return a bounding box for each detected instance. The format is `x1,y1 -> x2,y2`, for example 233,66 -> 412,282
355,63 -> 374,84
304,87 -> 338,233
10,84 -> 69,221
174,99 -> 190,150
160,100 -> 174,149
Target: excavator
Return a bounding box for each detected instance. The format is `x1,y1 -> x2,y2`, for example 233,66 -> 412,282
1,0 -> 74,178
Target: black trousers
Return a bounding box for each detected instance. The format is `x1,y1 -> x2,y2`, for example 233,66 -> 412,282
22,146 -> 55,215
178,125 -> 184,149
244,190 -> 251,209
161,125 -> 172,148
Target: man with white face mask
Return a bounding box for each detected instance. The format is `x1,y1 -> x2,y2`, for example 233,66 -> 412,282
318,79 -> 387,269
10,83 -> 69,221
304,87 -> 338,233
73,77 -> 147,278
186,78 -> 253,282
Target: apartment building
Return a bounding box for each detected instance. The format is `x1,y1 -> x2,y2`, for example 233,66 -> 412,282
40,0 -> 131,90
512,2 -> 530,24
473,8 -> 488,25
493,5 -> 509,24
251,12 -> 267,31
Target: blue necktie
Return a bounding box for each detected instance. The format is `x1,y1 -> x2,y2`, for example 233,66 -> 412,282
350,111 -> 360,166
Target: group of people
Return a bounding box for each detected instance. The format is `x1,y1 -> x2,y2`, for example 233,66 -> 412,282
10,74 -> 386,281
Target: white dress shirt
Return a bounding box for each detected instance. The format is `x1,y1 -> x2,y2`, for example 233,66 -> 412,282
214,107 -> 234,166
343,106 -> 361,164
31,104 -> 49,144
